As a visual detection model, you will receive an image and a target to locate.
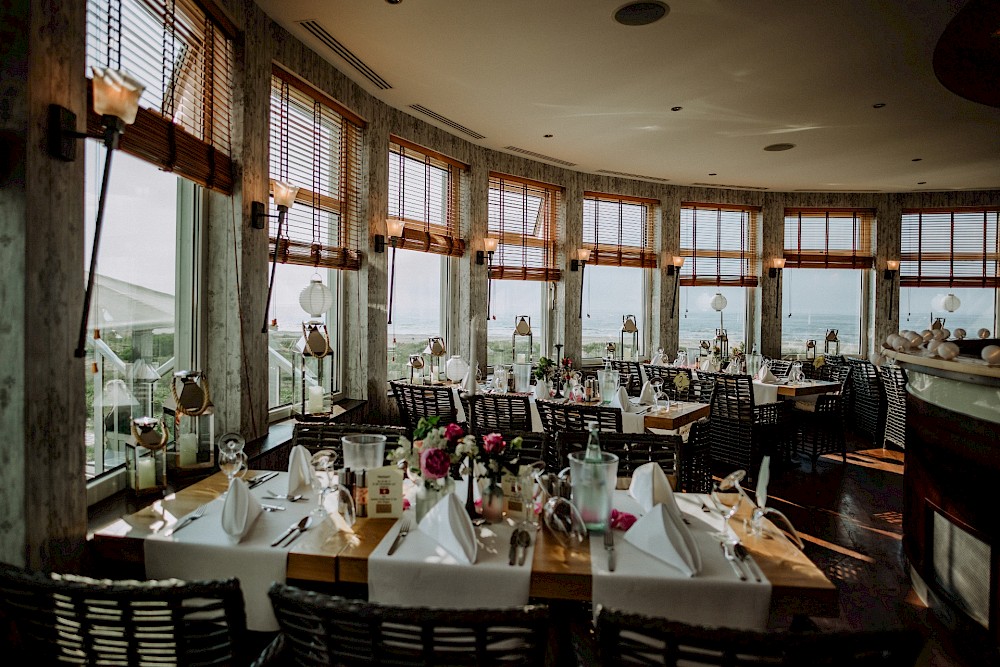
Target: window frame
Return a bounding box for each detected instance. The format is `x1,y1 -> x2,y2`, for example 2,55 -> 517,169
487,173 -> 563,282
783,208 -> 875,269
679,202 -> 760,287
900,207 -> 1000,288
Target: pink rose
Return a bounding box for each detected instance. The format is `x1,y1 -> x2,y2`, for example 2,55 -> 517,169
444,423 -> 465,445
420,447 -> 451,480
610,509 -> 637,531
482,433 -> 505,454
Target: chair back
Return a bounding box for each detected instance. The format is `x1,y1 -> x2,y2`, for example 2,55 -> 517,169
641,366 -> 694,401
845,358 -> 885,443
610,360 -> 643,396
460,392 -> 532,435
535,399 -> 623,436
389,380 -> 459,436
691,370 -> 721,403
292,422 -> 407,459
267,583 -> 549,666
555,431 -> 679,478
881,364 -> 907,450
709,375 -> 755,421
0,564 -> 247,666
678,418 -> 712,493
767,358 -> 792,378
597,608 -> 923,666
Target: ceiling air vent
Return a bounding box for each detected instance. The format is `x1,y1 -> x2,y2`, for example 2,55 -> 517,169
597,169 -> 670,183
409,105 -> 485,140
503,146 -> 576,167
296,20 -> 391,90
691,182 -> 768,191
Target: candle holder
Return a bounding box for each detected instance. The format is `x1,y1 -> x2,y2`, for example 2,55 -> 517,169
165,371 -> 216,476
126,417 -> 168,496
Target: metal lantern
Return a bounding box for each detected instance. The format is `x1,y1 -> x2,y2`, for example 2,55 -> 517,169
126,417 -> 168,495
407,353 -> 425,384
300,321 -> 332,358
715,328 -> 729,361
512,316 -> 533,362
131,359 -> 160,418
805,339 -> 817,361
423,337 -> 446,381
299,274 -> 334,318
621,315 -> 639,361
824,329 -> 840,355
605,341 -> 617,361
166,371 -> 215,474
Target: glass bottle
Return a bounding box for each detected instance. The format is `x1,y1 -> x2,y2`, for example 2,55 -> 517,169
570,421 -> 617,532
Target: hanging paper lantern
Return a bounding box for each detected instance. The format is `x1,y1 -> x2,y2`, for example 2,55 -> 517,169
942,293 -> 961,313
299,275 -> 333,318
710,293 -> 728,312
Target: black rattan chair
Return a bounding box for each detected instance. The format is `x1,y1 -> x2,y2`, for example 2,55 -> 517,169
708,375 -> 792,482
793,364 -> 852,470
881,364 -> 907,450
766,358 -> 793,378
535,399 -> 623,436
261,583 -> 550,666
460,391 -> 532,435
0,564 -> 248,666
678,418 -> 712,494
610,359 -> 643,396
595,608 -> 923,666
554,431 -> 680,479
845,357 -> 885,445
389,380 -> 460,438
691,370 -> 721,404
292,422 -> 408,459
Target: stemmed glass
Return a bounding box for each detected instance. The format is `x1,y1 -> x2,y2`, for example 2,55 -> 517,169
217,433 -> 247,495
709,469 -> 747,545
651,378 -> 671,412
543,496 -> 587,556
310,449 -> 355,527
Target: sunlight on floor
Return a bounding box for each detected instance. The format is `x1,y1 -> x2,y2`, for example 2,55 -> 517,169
798,533 -> 876,563
821,448 -> 904,474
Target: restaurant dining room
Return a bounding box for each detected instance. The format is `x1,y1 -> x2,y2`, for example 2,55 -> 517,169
3,0 -> 1000,665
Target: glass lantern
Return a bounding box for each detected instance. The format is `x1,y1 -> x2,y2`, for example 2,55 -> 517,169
126,417 -> 168,495
165,371 -> 216,476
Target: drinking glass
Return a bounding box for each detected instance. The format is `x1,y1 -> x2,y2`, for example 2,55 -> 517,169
218,432 -> 246,456
597,368 -> 618,405
568,450 -> 619,532
310,449 -> 337,516
341,434 -> 386,471
218,450 -> 247,495
710,469 -> 746,545
543,496 -> 587,552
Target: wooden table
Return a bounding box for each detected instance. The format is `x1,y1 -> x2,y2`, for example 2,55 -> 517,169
774,380 -> 841,398
91,472 -> 838,618
642,401 -> 710,430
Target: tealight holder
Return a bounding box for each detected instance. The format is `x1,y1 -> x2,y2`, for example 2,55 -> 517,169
126,416 -> 168,495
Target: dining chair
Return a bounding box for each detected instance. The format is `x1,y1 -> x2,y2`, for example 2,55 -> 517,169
292,421 -> 408,460
460,391 -> 532,435
793,363 -> 853,469
881,364 -> 908,450
845,358 -> 885,445
389,380 -> 461,438
690,370 -> 721,404
535,399 -> 623,436
766,358 -> 793,378
595,608 -> 923,666
260,583 -> 550,666
610,359 -> 643,396
555,431 -> 680,480
708,375 -> 791,483
678,418 -> 713,494
0,563 -> 248,666
641,365 -> 694,401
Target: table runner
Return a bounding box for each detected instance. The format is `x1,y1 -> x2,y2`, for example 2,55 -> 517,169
590,492 -> 771,630
145,471 -> 311,631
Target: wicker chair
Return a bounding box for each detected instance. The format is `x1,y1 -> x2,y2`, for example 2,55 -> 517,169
292,422 -> 408,459
0,564 -> 248,666
535,399 -> 623,436
766,358 -> 792,378
845,357 -> 885,444
708,375 -> 791,483
610,359 -> 643,396
793,364 -> 852,469
881,364 -> 908,450
641,365 -> 695,401
555,431 -> 680,479
460,392 -> 532,435
260,583 -> 550,666
595,608 -> 923,666
389,380 -> 460,437
678,418 -> 713,494
690,370 -> 721,404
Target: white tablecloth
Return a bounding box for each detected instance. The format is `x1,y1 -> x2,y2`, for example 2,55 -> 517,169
145,472 -> 313,631
368,507 -> 535,610
751,381 -> 780,405
454,387 -> 645,433
590,491 -> 771,630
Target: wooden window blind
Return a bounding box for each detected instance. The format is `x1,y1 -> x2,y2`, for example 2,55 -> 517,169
388,137 -> 466,257
679,203 -> 759,287
487,174 -> 562,281
86,0 -> 235,193
582,192 -> 657,268
783,208 -> 875,269
269,70 -> 363,271
900,208 -> 1000,287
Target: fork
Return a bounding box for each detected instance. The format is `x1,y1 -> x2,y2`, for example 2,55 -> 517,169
387,515 -> 413,556
603,529 -> 616,572
164,505 -> 207,537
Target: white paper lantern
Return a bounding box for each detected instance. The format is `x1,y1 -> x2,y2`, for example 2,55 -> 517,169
920,329 -> 933,342
299,275 -> 334,318
710,293 -> 728,311
942,293 -> 961,313
978,328 -> 991,339
953,328 -> 967,340
981,345 -> 1000,365
937,342 -> 960,360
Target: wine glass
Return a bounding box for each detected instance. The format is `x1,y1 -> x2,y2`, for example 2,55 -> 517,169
218,432 -> 245,456
543,496 -> 587,555
310,449 -> 337,516
651,378 -> 671,412
218,449 -> 247,496
710,469 -> 747,545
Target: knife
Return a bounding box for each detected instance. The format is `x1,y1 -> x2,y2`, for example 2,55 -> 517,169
248,471 -> 279,489
508,530 -> 519,566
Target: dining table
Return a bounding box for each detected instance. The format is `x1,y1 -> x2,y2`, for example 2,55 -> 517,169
91,469 -> 839,623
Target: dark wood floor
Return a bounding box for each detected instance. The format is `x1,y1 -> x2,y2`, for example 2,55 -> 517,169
752,434 -> 999,667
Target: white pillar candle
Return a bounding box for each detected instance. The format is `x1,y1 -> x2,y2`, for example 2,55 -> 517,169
137,457 -> 156,489
178,433 -> 198,466
306,386 -> 324,413
517,353 -> 526,363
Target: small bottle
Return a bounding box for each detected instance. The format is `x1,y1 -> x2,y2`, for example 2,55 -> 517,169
584,420 -> 602,462
354,470 -> 368,518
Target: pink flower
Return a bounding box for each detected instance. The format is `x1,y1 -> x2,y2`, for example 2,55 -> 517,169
481,433 -> 506,454
444,423 -> 465,445
610,509 -> 637,531
420,447 -> 451,480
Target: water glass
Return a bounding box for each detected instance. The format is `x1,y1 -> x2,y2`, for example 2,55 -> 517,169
568,451 -> 619,533
218,450 -> 247,490
597,369 -> 618,405
342,434 -> 387,471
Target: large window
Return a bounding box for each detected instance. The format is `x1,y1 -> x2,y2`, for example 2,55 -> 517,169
677,286 -> 748,356
580,193 -> 656,359
487,282 -> 547,367
780,209 -> 874,356
387,250 -> 446,381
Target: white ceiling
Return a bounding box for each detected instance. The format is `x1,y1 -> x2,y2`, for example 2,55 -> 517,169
256,0 -> 1000,193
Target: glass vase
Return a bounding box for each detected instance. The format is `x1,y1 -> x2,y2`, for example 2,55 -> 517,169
415,478 -> 455,523
482,478 -> 505,523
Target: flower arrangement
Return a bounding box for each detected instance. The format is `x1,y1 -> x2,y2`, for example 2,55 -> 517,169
558,357 -> 574,382
389,416 -> 476,490
533,356 -> 556,382
475,432 -> 524,484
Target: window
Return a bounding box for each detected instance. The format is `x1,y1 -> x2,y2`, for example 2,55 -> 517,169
580,193 -> 656,359
487,282 -> 547,367
84,145 -> 198,482
781,209 -> 874,356
678,203 -> 758,353
86,0 -> 235,192
899,207 -> 1000,335
268,68 -> 363,410
385,139 -> 464,379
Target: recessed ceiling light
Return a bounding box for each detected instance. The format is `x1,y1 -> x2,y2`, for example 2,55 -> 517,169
918,181 -> 927,185
911,158 -> 922,162
670,106 -> 682,111
763,143 -> 795,151
873,102 -> 886,108
543,134 -> 553,138
614,2 -> 670,26
708,173 -> 717,176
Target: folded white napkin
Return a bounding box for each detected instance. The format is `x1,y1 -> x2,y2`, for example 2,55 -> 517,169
624,504 -> 702,577
628,462 -> 677,513
755,365 -> 777,383
417,492 -> 478,564
637,381 -> 656,405
287,445 -> 312,495
649,353 -> 664,366
610,386 -> 633,412
221,478 -> 262,543
699,357 -> 711,372
756,456 -> 770,509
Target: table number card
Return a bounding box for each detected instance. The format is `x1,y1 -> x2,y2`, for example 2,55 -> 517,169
502,471 -> 527,521
367,465 -> 403,518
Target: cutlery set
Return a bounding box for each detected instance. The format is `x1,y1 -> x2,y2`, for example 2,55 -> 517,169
248,471 -> 279,489
720,541 -> 762,582
271,515 -> 313,547
603,529 -> 616,572
508,528 -> 532,566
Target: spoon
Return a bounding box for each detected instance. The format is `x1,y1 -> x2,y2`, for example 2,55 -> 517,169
284,515 -> 313,546
517,529 -> 532,566
265,491 -> 307,502
272,515 -> 312,547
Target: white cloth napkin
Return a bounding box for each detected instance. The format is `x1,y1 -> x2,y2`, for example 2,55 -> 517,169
751,381 -> 778,405
649,353 -> 664,366
417,492 -> 478,563
699,357 -> 711,372
221,478 -> 263,543
756,456 -> 770,509
755,365 -> 777,383
287,444 -> 312,495
624,504 -> 701,577
611,386 -> 633,412
628,462 -> 676,512
637,381 -> 656,405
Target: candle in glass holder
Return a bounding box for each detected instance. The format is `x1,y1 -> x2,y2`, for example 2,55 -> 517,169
137,457 -> 156,489
178,433 -> 198,466
517,353 -> 526,363
306,386 -> 324,413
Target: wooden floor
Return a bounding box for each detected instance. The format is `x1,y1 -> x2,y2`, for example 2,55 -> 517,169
751,434 -> 999,667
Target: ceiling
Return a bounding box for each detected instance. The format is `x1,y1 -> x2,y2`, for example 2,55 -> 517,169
256,0 -> 1000,193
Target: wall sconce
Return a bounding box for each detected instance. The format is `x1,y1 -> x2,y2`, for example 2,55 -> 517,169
669,256 -> 685,318
54,69 -> 146,359
383,219 -> 405,324
884,259 -> 899,319
768,258 -> 786,319
571,248 -> 591,319
258,180 -> 300,333
476,237 -> 498,265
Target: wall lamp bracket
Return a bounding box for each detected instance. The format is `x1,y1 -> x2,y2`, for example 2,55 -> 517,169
374,234 -> 386,253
